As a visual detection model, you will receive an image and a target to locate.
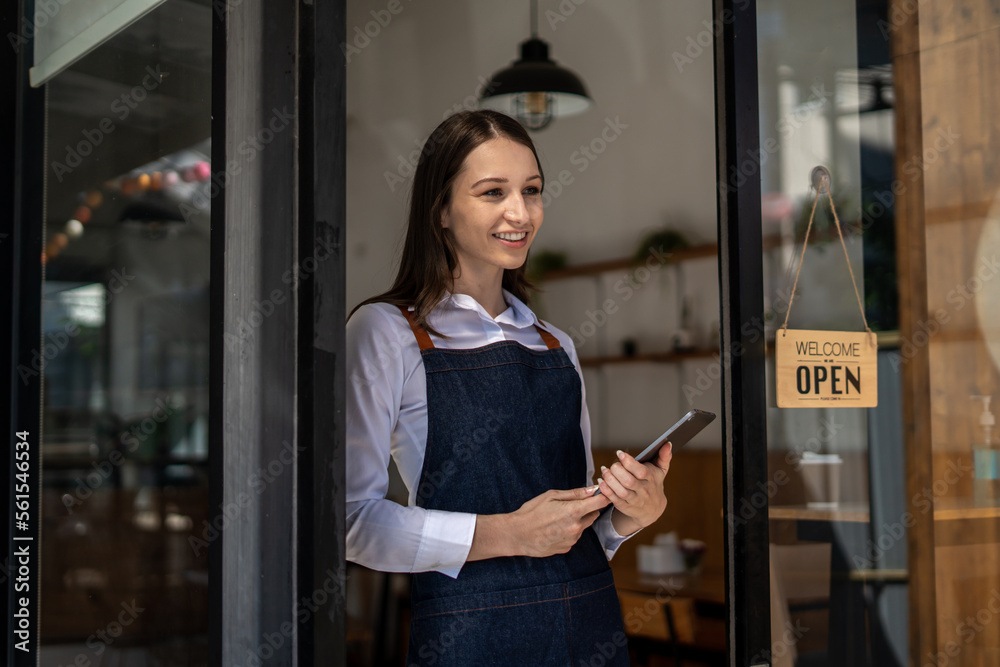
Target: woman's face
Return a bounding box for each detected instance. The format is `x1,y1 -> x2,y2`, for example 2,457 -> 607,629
442,137 -> 543,283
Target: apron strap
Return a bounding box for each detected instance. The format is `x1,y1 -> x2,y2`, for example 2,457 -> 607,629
398,306 -> 435,351
397,305 -> 563,351
534,324 -> 561,350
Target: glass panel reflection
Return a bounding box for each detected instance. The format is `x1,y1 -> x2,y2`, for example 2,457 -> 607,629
39,2 -> 211,664
757,0 -> 906,665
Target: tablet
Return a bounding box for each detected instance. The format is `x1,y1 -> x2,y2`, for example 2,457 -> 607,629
593,409 -> 715,496
632,409 -> 716,463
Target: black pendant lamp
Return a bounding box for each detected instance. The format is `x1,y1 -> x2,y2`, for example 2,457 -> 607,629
479,0 -> 593,131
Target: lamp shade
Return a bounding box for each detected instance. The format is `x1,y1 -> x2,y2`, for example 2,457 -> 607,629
479,37 -> 592,130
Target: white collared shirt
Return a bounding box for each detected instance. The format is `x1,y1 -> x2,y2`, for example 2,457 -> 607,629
346,290 -> 632,578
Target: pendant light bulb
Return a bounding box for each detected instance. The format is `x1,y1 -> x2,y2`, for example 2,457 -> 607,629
514,92 -> 554,130
479,3 -> 592,131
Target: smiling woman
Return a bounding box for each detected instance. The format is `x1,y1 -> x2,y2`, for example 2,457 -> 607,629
441,138 -> 544,316
351,111 -> 546,334
345,110 -> 674,666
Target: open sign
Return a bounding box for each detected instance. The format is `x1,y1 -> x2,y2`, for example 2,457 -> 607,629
776,329 -> 878,408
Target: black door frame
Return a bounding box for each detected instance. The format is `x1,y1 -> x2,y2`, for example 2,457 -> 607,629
713,1 -> 771,665
3,0 -> 45,663
209,0 -> 346,664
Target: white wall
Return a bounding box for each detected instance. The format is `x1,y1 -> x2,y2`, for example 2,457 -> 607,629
346,0 -> 718,308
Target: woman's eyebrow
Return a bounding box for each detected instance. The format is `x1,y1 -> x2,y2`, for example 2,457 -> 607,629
470,177 -> 508,188
470,174 -> 542,189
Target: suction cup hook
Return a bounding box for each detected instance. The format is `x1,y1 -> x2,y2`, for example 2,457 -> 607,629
810,165 -> 832,193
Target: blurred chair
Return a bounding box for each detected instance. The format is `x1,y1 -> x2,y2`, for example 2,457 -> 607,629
618,590 -> 723,666
769,542 -> 832,667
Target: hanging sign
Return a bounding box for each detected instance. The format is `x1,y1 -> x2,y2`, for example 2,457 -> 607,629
775,166 -> 878,408
776,329 -> 878,407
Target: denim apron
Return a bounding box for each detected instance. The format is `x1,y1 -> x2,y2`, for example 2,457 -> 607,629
399,307 -> 628,667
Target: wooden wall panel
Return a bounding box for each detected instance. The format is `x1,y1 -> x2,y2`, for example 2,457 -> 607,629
905,0 -> 1000,664
890,0 -> 939,662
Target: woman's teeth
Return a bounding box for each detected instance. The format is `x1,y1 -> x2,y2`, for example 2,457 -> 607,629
494,232 -> 527,241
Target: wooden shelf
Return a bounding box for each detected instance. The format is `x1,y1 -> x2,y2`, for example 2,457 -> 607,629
769,502 -> 871,523
540,242 -> 719,281
538,228 -> 855,282
933,498 -> 1000,521
579,348 -> 719,367
769,499 -> 1000,523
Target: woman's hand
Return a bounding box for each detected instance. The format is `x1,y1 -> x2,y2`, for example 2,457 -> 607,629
598,442 -> 672,537
468,486 -> 610,561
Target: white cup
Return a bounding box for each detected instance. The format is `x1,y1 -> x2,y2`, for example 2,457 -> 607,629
800,453 -> 842,508
637,544 -> 686,575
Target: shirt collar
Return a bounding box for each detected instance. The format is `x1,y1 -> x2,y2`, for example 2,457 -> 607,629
443,289 -> 541,330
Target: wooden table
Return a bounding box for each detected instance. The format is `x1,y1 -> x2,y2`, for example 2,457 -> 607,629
611,562 -> 727,664
613,565 -> 725,605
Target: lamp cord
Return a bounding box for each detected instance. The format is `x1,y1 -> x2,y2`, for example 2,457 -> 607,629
530,0 -> 538,37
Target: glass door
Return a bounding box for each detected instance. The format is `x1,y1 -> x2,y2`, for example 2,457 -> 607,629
8,0 -> 347,664
753,1 -> 905,665
25,2 -> 213,663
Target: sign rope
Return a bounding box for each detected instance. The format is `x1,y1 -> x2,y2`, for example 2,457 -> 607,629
779,171 -> 874,346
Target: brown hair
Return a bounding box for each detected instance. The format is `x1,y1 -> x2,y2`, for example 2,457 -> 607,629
351,110 -> 544,336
